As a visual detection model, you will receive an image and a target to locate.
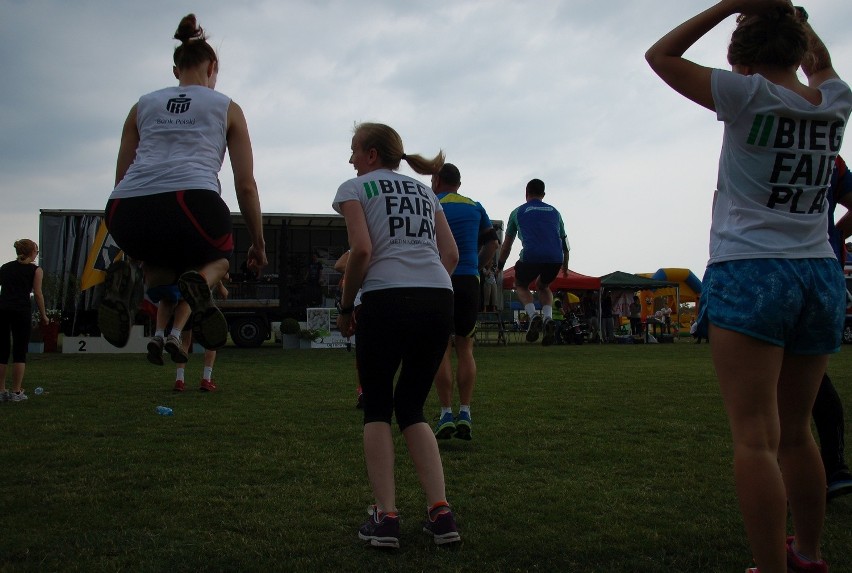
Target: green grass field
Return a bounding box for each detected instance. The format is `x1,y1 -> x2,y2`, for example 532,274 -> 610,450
2,341 -> 851,572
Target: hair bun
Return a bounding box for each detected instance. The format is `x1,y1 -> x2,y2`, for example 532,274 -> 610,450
174,14 -> 205,43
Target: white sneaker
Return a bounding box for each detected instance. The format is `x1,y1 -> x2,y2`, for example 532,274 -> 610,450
11,391 -> 28,402
1,390 -> 10,402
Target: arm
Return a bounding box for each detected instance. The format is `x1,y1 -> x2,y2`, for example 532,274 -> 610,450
477,226 -> 500,269
336,201 -> 371,336
334,251 -> 350,274
497,233 -> 515,271
645,0 -> 792,111
227,101 -> 267,271
340,202 -> 371,308
434,211 -> 459,276
800,15 -> 840,87
561,239 -> 570,276
32,267 -> 48,325
215,278 -> 229,300
115,104 -> 140,186
836,192 -> 852,240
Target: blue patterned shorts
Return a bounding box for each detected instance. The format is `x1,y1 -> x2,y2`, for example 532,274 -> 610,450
697,258 -> 845,355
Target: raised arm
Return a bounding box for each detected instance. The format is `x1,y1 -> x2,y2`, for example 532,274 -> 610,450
799,10 -> 840,88
645,0 -> 795,111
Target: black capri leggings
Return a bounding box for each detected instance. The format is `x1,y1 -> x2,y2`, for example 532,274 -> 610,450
356,287 -> 453,431
0,308 -> 32,363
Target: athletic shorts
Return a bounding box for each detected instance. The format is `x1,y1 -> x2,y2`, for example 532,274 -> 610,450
515,261 -> 561,288
105,190 -> 233,274
697,258 -> 845,355
451,274 -> 480,338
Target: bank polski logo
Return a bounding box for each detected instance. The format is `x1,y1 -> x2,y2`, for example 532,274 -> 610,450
166,94 -> 192,114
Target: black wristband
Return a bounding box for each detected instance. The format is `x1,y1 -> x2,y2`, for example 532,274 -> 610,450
336,301 -> 354,315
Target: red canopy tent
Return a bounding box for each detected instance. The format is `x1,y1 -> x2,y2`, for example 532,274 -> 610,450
501,266 -> 601,291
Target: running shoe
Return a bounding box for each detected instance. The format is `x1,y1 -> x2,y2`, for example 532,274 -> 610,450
526,314 -> 543,342
173,379 -> 186,393
1,390 -> 10,402
786,536 -> 829,572
434,411 -> 456,439
164,334 -> 189,363
541,317 -> 556,346
178,271 -> 228,350
146,335 -> 165,366
454,411 -> 472,441
199,379 -> 217,392
98,260 -> 139,348
422,503 -> 460,545
827,468 -> 852,501
358,505 -> 400,549
11,391 -> 28,402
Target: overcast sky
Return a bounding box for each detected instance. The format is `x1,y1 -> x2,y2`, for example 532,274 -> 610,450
3,0 -> 852,279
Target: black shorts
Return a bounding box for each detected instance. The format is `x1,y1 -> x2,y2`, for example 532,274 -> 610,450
105,190 -> 233,274
515,261 -> 561,288
451,274 -> 480,338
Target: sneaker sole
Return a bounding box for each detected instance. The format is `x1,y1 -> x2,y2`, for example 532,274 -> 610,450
164,341 -> 189,364
422,528 -> 461,545
146,341 -> 165,366
526,318 -> 542,342
827,479 -> 852,500
179,271 -> 228,350
358,533 -> 399,549
435,422 -> 456,440
98,261 -> 135,348
454,421 -> 472,441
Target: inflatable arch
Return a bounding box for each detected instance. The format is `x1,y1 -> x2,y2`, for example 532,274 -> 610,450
650,268 -> 702,302
637,268 -> 703,329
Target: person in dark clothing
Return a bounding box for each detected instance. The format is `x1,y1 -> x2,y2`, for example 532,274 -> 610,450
0,239 -> 48,402
815,155 -> 852,501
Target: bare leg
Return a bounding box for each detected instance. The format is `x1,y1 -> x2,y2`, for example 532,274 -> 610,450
777,353 -> 828,562
454,336 -> 476,406
155,300 -> 176,332
710,325 -> 786,573
434,340 -> 454,408
536,281 -> 554,308
171,301 -> 193,333
403,422 -> 448,507
514,284 -> 534,307
197,258 -> 230,289
363,422 -> 396,513
11,363 -> 25,393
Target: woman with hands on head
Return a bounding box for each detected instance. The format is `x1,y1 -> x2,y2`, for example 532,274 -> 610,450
647,1 -> 851,571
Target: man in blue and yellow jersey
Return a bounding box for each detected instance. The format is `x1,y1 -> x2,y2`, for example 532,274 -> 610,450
432,163 -> 499,441
497,178 -> 569,346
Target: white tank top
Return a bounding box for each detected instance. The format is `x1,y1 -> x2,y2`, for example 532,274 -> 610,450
110,85 -> 231,198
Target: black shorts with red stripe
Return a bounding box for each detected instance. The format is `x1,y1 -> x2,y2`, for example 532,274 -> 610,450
105,189 -> 233,273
